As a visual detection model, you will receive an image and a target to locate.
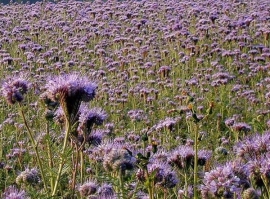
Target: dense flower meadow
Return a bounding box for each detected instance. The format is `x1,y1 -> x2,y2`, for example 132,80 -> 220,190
0,0 -> 269,198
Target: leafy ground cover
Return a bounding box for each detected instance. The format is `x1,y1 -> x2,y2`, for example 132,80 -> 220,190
0,0 -> 269,198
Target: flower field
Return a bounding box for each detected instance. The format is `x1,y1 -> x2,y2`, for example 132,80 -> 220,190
0,0 -> 269,198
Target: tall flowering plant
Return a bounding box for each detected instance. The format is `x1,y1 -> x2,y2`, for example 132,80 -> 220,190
1,73 -> 106,197
42,73 -> 100,196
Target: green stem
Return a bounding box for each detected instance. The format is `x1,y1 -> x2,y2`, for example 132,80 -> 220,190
184,171 -> 188,197
193,123 -> 198,199
46,122 -> 54,191
77,137 -> 86,184
80,151 -> 84,183
18,103 -> 48,194
52,120 -> 70,196
131,182 -> 139,199
163,189 -> 167,199
145,169 -> 154,199
119,170 -> 124,199
71,146 -> 79,199
262,176 -> 270,199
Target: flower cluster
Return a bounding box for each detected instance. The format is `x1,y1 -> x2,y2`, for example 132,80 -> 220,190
201,163 -> 242,199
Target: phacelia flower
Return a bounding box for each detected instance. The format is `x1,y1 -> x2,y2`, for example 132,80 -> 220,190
234,132 -> 270,161
2,186 -> 27,199
77,105 -> 107,135
198,149 -> 212,166
97,183 -> 115,197
44,73 -> 97,124
232,122 -> 252,133
136,162 -> 179,189
155,117 -> 180,132
242,188 -> 259,199
103,148 -> 136,173
1,75 -> 30,105
201,163 -> 242,199
16,168 -> 40,186
168,145 -> 194,169
78,180 -> 98,197
246,156 -> 270,188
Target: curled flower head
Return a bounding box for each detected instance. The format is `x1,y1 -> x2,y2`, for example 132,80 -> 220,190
2,186 -> 27,199
78,105 -> 107,134
137,162 -> 179,189
97,183 -> 115,197
242,188 -> 259,199
16,168 -> 40,186
198,149 -> 212,166
232,122 -> 252,133
44,73 -> 97,123
78,179 -> 98,197
246,156 -> 270,188
103,148 -> 136,173
1,75 -> 30,105
168,145 -> 194,169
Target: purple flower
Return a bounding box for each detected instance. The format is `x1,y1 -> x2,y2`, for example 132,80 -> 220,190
77,105 -> 107,134
246,156 -> 270,188
97,183 -> 115,197
198,150 -> 212,166
44,73 -> 97,123
201,163 -> 242,199
234,132 -> 270,161
2,186 -> 27,199
1,75 -> 30,105
103,148 -> 136,173
168,145 -> 194,169
224,118 -> 236,127
16,168 -> 40,186
127,109 -> 147,122
155,117 -> 180,132
137,162 -> 179,189
78,180 -> 98,197
232,122 -> 252,133
85,129 -> 105,146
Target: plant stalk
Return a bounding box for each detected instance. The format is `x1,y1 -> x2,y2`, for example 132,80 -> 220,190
19,103 -> 48,194
46,122 -> 54,190
52,120 -> 70,196
193,123 -> 198,199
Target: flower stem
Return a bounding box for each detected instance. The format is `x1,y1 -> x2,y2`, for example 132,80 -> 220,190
52,120 -> 70,196
184,171 -> 188,197
46,122 -> 54,190
80,151 -> 84,183
71,146 -> 79,198
119,170 -> 124,199
262,176 -> 270,199
193,123 -> 198,199
18,103 -> 48,194
145,169 -> 154,199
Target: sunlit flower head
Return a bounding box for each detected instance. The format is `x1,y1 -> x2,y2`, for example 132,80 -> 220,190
44,73 -> 97,123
